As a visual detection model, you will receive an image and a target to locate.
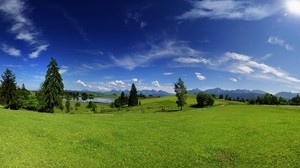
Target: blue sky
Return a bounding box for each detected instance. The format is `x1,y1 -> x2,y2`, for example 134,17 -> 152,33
1,0 -> 300,93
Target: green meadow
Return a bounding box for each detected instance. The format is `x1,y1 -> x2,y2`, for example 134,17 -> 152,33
1,96 -> 300,167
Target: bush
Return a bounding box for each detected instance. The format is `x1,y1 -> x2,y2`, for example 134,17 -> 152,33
86,101 -> 93,108
195,92 -> 214,108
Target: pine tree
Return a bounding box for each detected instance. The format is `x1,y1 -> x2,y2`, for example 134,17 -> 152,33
40,58 -> 64,112
128,84 -> 138,107
65,94 -> 71,113
0,69 -> 19,109
174,78 -> 187,110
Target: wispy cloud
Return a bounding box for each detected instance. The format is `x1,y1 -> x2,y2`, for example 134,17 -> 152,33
111,40 -> 205,70
1,44 -> 21,56
176,0 -> 278,21
3,64 -> 23,68
59,65 -> 68,75
124,6 -> 149,29
76,80 -> 88,87
220,52 -> 300,83
0,0 -> 49,58
59,8 -> 91,44
163,72 -> 174,76
229,78 -> 238,82
173,57 -> 211,64
268,36 -> 294,51
195,72 -> 206,80
29,44 -> 49,59
152,80 -> 161,88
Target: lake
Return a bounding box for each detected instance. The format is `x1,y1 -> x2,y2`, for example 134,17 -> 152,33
68,97 -> 116,103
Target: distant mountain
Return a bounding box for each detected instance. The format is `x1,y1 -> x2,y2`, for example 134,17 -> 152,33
275,92 -> 300,100
188,88 -> 266,100
139,90 -> 171,97
187,88 -> 201,94
97,89 -> 171,97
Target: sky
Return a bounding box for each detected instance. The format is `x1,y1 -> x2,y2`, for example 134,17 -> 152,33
1,0 -> 300,93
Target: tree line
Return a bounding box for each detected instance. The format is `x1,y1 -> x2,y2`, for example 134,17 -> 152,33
0,58 -> 64,112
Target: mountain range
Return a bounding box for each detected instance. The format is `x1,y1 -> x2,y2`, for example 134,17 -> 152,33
82,88 -> 300,100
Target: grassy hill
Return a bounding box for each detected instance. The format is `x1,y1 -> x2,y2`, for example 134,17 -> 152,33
0,96 -> 300,167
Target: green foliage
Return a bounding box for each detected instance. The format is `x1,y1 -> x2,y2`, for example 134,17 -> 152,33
39,58 -> 64,113
65,95 -> 71,113
92,103 -> 97,113
248,93 -> 279,105
81,92 -> 89,101
0,69 -> 19,109
86,101 -> 93,108
128,84 -> 138,107
174,78 -> 187,110
113,91 -> 128,108
290,95 -> 300,105
75,102 -> 81,110
195,92 -> 214,108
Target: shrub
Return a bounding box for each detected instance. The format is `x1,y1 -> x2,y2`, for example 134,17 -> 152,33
86,101 -> 93,108
195,92 -> 214,108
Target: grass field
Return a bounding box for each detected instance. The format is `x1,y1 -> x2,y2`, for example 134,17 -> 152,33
1,96 -> 300,167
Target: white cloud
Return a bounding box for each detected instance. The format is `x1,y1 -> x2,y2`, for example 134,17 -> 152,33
222,52 -> 300,83
16,32 -> 35,43
174,57 -> 211,64
29,44 -> 49,58
0,0 -> 49,58
229,78 -> 238,82
132,78 -> 138,82
74,79 -> 174,93
76,80 -> 88,87
268,36 -> 294,51
152,80 -> 161,88
176,0 -> 278,21
109,80 -> 126,86
163,72 -> 174,76
59,65 -> 68,75
230,64 -> 254,74
195,72 -> 206,80
1,44 -> 21,56
111,40 -> 204,70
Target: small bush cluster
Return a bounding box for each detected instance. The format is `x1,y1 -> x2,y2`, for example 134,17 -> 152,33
192,92 -> 214,108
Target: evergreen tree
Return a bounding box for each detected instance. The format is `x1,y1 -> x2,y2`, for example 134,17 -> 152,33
40,58 -> 64,112
65,94 -> 71,113
174,78 -> 187,110
128,84 -> 138,107
0,69 -> 19,109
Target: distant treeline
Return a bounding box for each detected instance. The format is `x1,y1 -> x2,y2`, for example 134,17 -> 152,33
216,93 -> 300,105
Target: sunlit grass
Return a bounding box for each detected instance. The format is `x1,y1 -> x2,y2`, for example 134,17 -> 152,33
1,96 -> 300,167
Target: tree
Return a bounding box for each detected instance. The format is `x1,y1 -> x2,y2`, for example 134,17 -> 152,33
0,69 -> 19,109
174,78 -> 187,110
128,84 -> 138,107
81,92 -> 88,101
65,94 -> 71,113
113,91 -> 129,108
196,92 -> 214,108
40,58 -> 64,112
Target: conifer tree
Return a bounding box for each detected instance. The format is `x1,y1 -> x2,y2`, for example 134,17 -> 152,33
40,58 -> 64,112
128,84 -> 138,107
0,69 -> 18,109
174,78 -> 187,110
